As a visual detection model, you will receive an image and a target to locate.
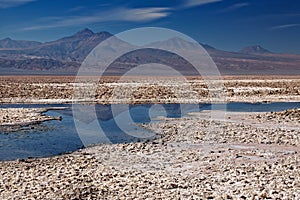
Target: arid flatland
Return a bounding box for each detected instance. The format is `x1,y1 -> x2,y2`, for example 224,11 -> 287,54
0,108 -> 299,199
0,75 -> 299,104
0,75 -> 299,199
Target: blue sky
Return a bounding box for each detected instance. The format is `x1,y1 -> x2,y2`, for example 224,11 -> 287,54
0,0 -> 300,53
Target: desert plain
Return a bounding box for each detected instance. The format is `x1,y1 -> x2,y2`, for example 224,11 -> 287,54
0,75 -> 299,199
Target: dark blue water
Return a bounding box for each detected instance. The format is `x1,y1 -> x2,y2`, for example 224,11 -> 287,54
0,102 -> 299,161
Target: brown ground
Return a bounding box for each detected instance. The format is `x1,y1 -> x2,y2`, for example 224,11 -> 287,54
0,75 -> 299,104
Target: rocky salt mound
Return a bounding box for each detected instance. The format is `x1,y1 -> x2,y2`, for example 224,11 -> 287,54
145,108 -> 300,146
0,108 -> 299,199
0,144 -> 299,199
256,108 -> 300,122
0,108 -> 62,131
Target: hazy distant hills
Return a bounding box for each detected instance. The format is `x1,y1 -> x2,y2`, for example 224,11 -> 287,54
239,45 -> 272,54
0,38 -> 41,49
28,29 -> 112,61
0,29 -> 112,61
0,28 -> 299,75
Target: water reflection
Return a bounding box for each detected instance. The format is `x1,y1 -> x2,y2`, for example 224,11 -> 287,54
0,102 -> 299,161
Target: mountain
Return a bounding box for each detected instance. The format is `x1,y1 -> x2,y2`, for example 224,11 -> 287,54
0,38 -> 41,49
239,45 -> 272,54
143,38 -> 300,75
0,29 -> 113,72
200,43 -> 216,51
147,37 -> 201,51
0,29 -> 299,75
22,28 -> 112,61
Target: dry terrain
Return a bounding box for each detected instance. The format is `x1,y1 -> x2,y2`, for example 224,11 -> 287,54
0,109 -> 299,199
0,75 -> 299,199
0,107 -> 63,132
0,76 -> 299,104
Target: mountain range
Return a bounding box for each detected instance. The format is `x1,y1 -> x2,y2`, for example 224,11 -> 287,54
0,28 -> 299,75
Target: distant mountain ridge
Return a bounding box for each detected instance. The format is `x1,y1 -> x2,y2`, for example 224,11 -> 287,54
0,28 -> 299,75
239,45 -> 272,54
0,37 -> 41,49
15,29 -> 112,61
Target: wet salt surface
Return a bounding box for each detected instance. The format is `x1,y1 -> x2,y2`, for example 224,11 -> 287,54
0,102 -> 299,161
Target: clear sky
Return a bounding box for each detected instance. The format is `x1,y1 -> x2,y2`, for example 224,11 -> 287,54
0,0 -> 300,53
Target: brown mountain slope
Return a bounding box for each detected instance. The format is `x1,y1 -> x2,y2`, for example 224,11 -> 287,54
0,29 -> 299,75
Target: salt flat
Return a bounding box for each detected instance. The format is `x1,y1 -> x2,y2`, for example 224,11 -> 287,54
0,76 -> 299,104
0,76 -> 299,199
0,108 -> 299,199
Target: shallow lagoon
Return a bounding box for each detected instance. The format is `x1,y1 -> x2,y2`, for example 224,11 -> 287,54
0,102 -> 299,161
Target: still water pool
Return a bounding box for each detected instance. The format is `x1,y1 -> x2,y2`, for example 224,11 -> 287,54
0,102 -> 299,161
